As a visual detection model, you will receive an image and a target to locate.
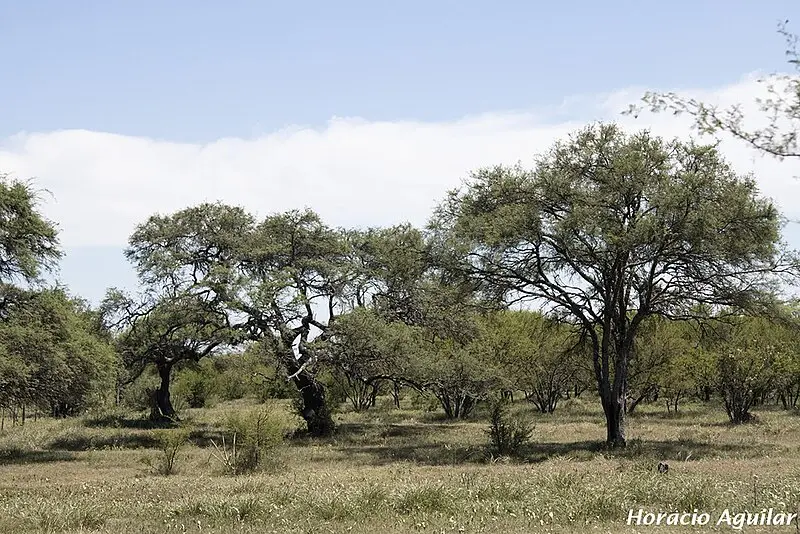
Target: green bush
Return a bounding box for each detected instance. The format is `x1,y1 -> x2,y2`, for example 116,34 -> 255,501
487,400 -> 533,457
174,368 -> 213,408
214,369 -> 248,401
119,372 -> 160,412
408,390 -> 440,413
210,407 -> 287,475
257,373 -> 297,402
143,427 -> 191,475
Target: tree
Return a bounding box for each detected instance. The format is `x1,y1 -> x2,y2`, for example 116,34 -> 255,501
420,335 -> 500,419
433,123 -> 796,446
0,175 -> 61,282
325,307 -> 423,411
774,309 -> 800,409
628,22 -> 800,160
658,352 -> 697,414
710,316 -> 786,423
0,174 -> 61,316
626,317 -> 694,414
479,310 -> 579,413
0,174 -> 77,421
0,289 -> 117,419
126,204 -> 355,435
101,289 -> 235,420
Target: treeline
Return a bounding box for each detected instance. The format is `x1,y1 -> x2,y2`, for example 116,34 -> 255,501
1,124 -> 798,447
135,307 -> 800,429
0,177 -> 117,426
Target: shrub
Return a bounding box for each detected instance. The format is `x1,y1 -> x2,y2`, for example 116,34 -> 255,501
143,427 -> 190,475
174,369 -> 213,408
215,369 -> 248,401
210,407 -> 287,475
717,347 -> 776,424
487,400 -> 533,457
120,372 -> 160,412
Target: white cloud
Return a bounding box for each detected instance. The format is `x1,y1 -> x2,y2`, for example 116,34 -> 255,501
0,74 -> 798,249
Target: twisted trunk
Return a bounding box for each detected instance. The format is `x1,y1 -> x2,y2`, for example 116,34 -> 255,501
150,361 -> 176,421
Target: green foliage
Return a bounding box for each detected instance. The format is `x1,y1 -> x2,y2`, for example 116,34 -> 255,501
627,317 -> 696,413
210,407 -> 287,475
486,400 -> 533,456
125,204 -> 352,436
143,427 -> 191,475
478,310 -> 579,413
629,22 -> 800,160
0,289 -> 117,417
174,367 -> 213,409
237,343 -> 300,402
326,307 -> 423,411
773,306 -> 800,409
0,175 -> 61,286
119,370 -> 159,412
711,317 -> 787,423
422,337 -> 498,419
433,123 -> 793,446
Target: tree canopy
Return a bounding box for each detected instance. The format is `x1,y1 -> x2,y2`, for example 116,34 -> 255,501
432,123 -> 797,446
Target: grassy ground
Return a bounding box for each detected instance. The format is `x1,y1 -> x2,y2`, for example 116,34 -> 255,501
2,396 -> 800,533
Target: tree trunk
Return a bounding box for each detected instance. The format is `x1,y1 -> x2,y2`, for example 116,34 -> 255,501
150,362 -> 176,421
602,393 -> 626,447
369,382 -> 379,407
392,381 -> 401,408
596,336 -> 628,448
292,371 -> 334,437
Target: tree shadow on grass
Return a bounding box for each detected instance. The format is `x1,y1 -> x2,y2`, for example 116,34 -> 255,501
321,419 -> 762,466
628,410 -> 732,427
188,427 -> 226,448
311,422 -> 486,466
289,421 -> 454,448
47,432 -> 159,451
83,414 -> 177,430
0,448 -> 77,465
520,438 -> 758,462
47,424 -> 227,451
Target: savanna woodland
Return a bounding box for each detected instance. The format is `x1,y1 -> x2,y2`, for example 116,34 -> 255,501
4,25 -> 800,534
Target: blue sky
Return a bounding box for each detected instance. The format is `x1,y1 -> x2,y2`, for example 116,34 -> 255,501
3,1 -> 798,140
1,1 -> 799,303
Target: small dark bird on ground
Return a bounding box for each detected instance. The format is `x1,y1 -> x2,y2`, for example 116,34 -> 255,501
657,462 -> 669,473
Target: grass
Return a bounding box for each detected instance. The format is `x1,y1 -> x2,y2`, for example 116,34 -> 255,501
1,397 -> 800,533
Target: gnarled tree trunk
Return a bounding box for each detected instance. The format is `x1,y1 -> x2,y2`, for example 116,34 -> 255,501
150,361 -> 176,421
292,371 -> 334,436
601,391 -> 626,447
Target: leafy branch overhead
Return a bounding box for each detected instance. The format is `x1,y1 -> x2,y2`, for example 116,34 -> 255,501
627,21 -> 800,160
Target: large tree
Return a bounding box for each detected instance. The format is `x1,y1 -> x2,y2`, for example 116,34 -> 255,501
433,123 -> 796,446
0,289 -> 117,418
322,224 -> 494,417
126,204 -> 353,435
478,310 -> 580,413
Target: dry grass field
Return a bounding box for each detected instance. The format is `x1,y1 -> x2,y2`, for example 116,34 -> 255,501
2,397 -> 800,534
